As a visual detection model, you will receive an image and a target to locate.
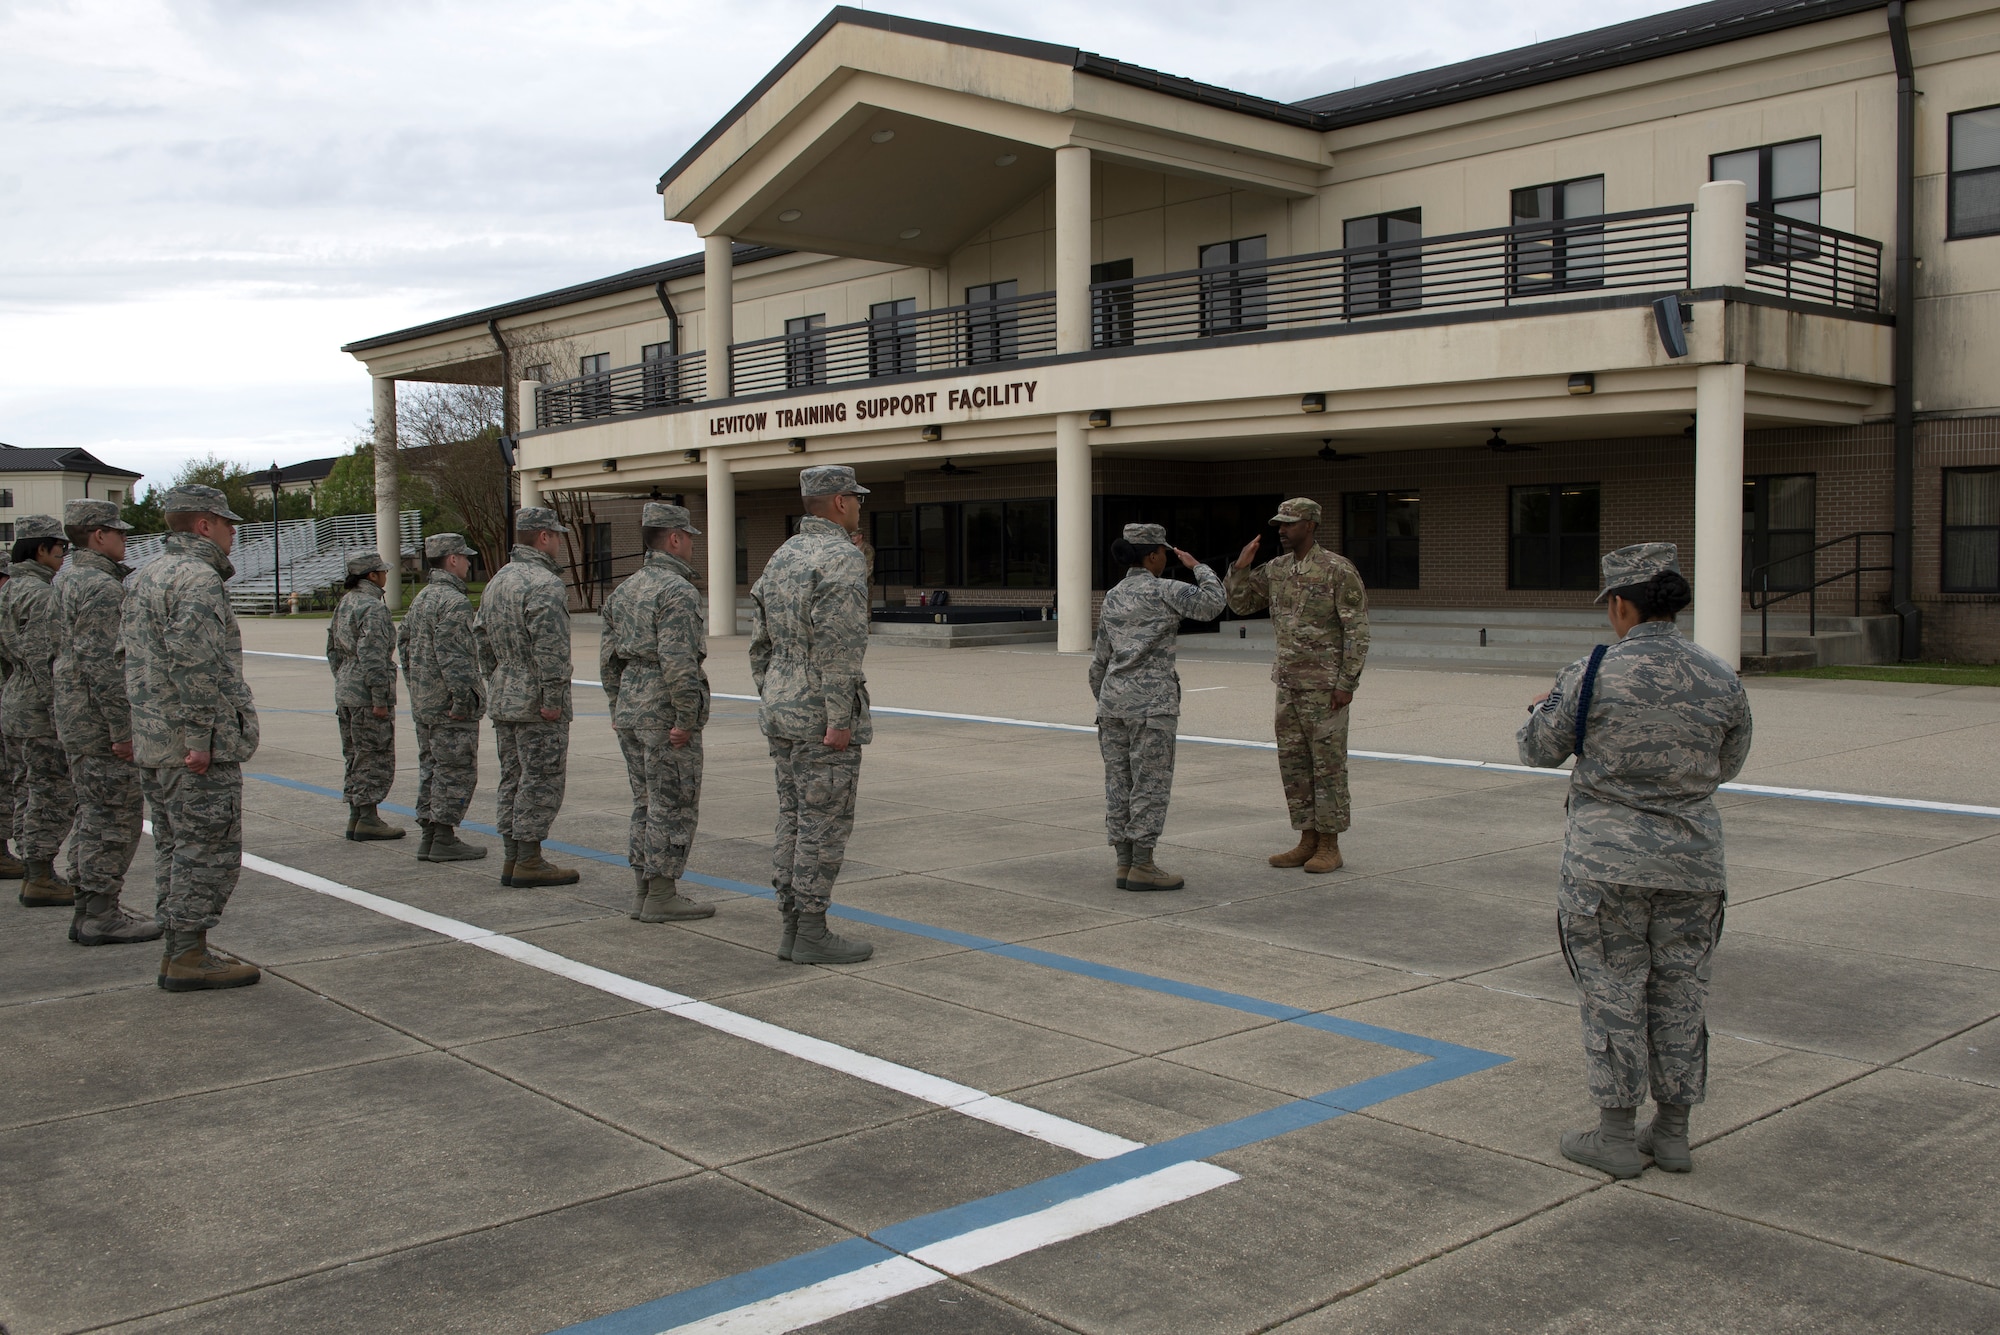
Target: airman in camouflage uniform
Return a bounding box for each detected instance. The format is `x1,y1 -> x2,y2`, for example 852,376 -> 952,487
602,502 -> 713,924
0,563 -> 20,882
749,465 -> 873,965
1225,497 -> 1371,873
1089,522 -> 1225,891
124,485 -> 261,991
327,551 -> 404,841
474,506 -> 578,887
398,533 -> 486,862
1519,543 -> 1753,1178
0,513 -> 79,908
53,499 -> 159,946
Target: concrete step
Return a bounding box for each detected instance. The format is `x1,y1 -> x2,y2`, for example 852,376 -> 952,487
870,621 -> 1057,649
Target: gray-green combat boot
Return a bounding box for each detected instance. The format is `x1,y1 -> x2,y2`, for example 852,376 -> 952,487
791,911 -> 872,964
638,876 -> 715,923
777,905 -> 800,961
416,821 -> 436,860
628,867 -> 647,919
1560,1106 -> 1644,1179
1123,847 -> 1184,892
424,825 -> 487,862
500,837 -> 518,887
74,892 -> 164,947
349,805 -> 405,841
1637,1102 -> 1693,1172
1114,841 -> 1133,889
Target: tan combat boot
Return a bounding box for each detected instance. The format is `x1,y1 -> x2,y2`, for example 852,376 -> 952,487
791,911 -> 872,964
157,932 -> 261,992
500,837 -> 518,887
1114,840 -> 1133,889
638,876 -> 715,923
0,837 -> 24,880
1303,835 -> 1344,874
349,804 -> 406,841
18,859 -> 74,908
777,905 -> 800,961
1269,830 -> 1318,868
423,825 -> 487,862
74,892 -> 164,947
509,840 -> 580,887
1123,847 -> 1185,892
628,866 -> 647,919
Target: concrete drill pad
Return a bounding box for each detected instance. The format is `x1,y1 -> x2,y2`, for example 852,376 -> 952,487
844,811 -> 1106,873
935,841 -> 1295,916
1898,1014 -> 2000,1088
1160,1017 -> 1427,1098
1849,831 -> 2000,898
0,906 -> 162,1006
836,872 -> 1132,943
810,1278 -> 1073,1334
1725,879 -> 2000,969
1008,1055 -> 1296,1143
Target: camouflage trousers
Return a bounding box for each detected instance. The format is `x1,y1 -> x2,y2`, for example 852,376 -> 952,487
1274,688 -> 1351,834
1097,715 -> 1177,847
68,752 -> 143,900
0,733 -> 14,841
141,761 -> 243,933
9,733 -> 77,863
1559,877 -> 1725,1108
768,737 -> 861,915
494,720 -> 568,842
336,706 -> 396,807
618,728 -> 703,880
414,720 -> 479,828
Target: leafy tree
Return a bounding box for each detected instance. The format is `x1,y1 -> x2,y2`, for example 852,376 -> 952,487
121,483 -> 165,535
171,454 -> 262,520
315,444 -> 377,518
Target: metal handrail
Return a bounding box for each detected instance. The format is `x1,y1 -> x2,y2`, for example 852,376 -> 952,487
1748,529 -> 1895,656
729,291 -> 1057,396
537,349 -> 707,427
1741,209 -> 1884,312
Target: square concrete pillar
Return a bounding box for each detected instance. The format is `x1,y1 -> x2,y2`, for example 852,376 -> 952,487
371,375 -> 400,608
706,451 -> 736,638
1693,361 -> 1746,668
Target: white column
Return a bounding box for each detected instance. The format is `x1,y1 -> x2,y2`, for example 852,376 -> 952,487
706,450 -> 736,638
1691,179 -> 1747,289
1055,413 -> 1091,652
1694,362 -> 1746,668
1054,145 -> 1092,355
703,234 -> 734,399
371,376 -> 401,609
519,472 -> 542,509
513,379 -> 541,509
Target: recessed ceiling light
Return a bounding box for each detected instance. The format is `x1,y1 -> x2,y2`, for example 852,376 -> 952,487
994,153 -> 1017,167
871,129 -> 895,143
778,209 -> 803,222
899,227 -> 923,240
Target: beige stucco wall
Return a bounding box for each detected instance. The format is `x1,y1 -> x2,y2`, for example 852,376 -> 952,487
0,472 -> 137,532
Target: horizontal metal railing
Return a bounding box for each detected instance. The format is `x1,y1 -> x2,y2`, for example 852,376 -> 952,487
730,291 -> 1057,396
1094,207 -> 1694,348
1740,209 -> 1883,312
537,349 -> 707,427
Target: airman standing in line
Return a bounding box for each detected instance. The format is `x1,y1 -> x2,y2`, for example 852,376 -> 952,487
475,506 -> 579,888
327,551 -> 404,841
53,499 -> 159,946
601,502 -> 713,924
749,465 -> 873,965
397,533 -> 487,862
1226,498 -> 1371,873
0,563 -> 22,882
0,514 -> 79,909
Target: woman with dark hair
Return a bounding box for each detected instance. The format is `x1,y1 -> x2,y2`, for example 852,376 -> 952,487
1519,542 -> 1753,1180
326,551 -> 404,841
1088,523 -> 1226,890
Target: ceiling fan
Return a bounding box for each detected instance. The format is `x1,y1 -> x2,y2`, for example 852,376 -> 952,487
1317,439 -> 1367,462
926,458 -> 981,476
1486,426 -> 1539,454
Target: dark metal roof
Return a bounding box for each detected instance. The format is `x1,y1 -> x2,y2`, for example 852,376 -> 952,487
0,445 -> 142,478
276,456 -> 340,485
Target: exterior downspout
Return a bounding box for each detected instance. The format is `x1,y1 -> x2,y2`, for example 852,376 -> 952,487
1887,1 -> 1922,659
487,318 -> 512,435
654,280 -> 681,353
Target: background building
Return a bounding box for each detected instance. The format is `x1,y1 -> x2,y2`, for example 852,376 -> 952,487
0,443 -> 143,544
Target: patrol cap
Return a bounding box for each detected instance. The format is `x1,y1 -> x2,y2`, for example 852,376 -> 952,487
64,499 -> 131,532
163,484 -> 243,522
1596,542 -> 1683,603
800,465 -> 869,497
1122,523 -> 1168,547
642,501 -> 701,534
1271,497 -> 1322,525
347,552 -> 388,576
13,514 -> 64,542
426,533 -> 474,559
514,505 -> 569,534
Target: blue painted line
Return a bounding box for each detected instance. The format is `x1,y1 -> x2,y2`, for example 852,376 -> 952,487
558,1236 -> 898,1335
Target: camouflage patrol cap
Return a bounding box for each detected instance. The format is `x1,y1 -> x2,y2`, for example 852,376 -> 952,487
163,484 -> 243,522
1271,498 -> 1322,525
1596,542 -> 1683,603
800,465 -> 870,497
642,501 -> 701,534
426,533 -> 474,559
514,505 -> 569,534
347,552 -> 388,576
64,499 -> 131,532
13,514 -> 64,542
1122,523 -> 1168,547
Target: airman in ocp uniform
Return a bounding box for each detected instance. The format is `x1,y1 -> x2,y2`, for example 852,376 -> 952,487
601,502 -> 713,924
327,551 -> 404,841
1519,542 -> 1753,1178
0,513 -> 79,909
397,533 -> 487,862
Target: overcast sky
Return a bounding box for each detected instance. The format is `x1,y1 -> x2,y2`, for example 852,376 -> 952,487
0,0 -> 1692,496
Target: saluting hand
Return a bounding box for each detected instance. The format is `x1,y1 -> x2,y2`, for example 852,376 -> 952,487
1233,536 -> 1261,570
1173,547 -> 1199,570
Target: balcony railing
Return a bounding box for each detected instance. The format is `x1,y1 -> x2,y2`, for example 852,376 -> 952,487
537,348 -> 707,427
1741,209 -> 1883,311
729,290 -> 1057,396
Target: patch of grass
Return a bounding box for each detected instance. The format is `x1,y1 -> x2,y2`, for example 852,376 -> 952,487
1772,662 -> 2000,687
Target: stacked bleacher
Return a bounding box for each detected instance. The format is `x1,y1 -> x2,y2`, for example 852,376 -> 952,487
124,511 -> 422,614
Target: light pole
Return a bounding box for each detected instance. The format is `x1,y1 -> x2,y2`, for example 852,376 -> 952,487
270,462 -> 283,616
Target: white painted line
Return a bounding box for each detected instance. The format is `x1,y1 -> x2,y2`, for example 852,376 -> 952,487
951,1095 -> 1154,1161
1184,686 -> 1229,692
665,1258 -> 939,1334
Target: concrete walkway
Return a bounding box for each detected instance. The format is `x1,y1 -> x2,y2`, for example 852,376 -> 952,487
3,622 -> 1995,1333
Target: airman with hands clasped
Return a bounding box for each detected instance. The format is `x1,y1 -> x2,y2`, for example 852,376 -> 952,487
327,551 -> 404,841
398,533 -> 487,862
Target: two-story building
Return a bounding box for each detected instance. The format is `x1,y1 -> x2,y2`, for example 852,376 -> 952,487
343,0 -> 2000,663
0,444 -> 143,543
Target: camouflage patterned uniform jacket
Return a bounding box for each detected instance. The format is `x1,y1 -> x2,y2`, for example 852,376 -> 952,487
1516,621 -> 1754,895
474,545 -> 572,724
600,550 -> 710,733
1223,544 -> 1371,691
397,568 -> 485,725
121,533 -> 260,767
52,548 -> 133,757
1089,564 -> 1226,719
0,560 -> 62,738
748,516 -> 871,744
326,581 -> 397,710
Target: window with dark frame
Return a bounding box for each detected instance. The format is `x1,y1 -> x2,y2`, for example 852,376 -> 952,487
868,299 -> 917,377
641,339 -> 678,405
1092,259 -> 1135,347
1712,138 -> 1822,267
1742,474 -> 1817,593
912,498 -> 1054,589
1509,483 -> 1601,590
1943,467 -> 2000,593
1342,491 -> 1420,589
578,353 -> 611,418
1198,236 -> 1267,334
1095,495 -> 1284,594
784,314 -> 827,388
0,525 -> 14,543
1948,105 -> 2000,240
870,509 -> 917,586
0,489 -> 13,507
964,281 -> 1019,364
1510,176 -> 1605,294
585,522 -> 615,594
1342,211 -> 1422,316
734,516 -> 749,587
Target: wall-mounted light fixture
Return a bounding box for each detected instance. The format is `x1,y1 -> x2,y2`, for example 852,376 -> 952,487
778,209 -> 803,223
1086,408 -> 1112,429
682,449 -> 701,463
537,467 -> 552,479
787,439 -> 807,453
1300,392 -> 1327,413
1567,373 -> 1596,396
600,459 -> 618,472
920,424 -> 942,442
